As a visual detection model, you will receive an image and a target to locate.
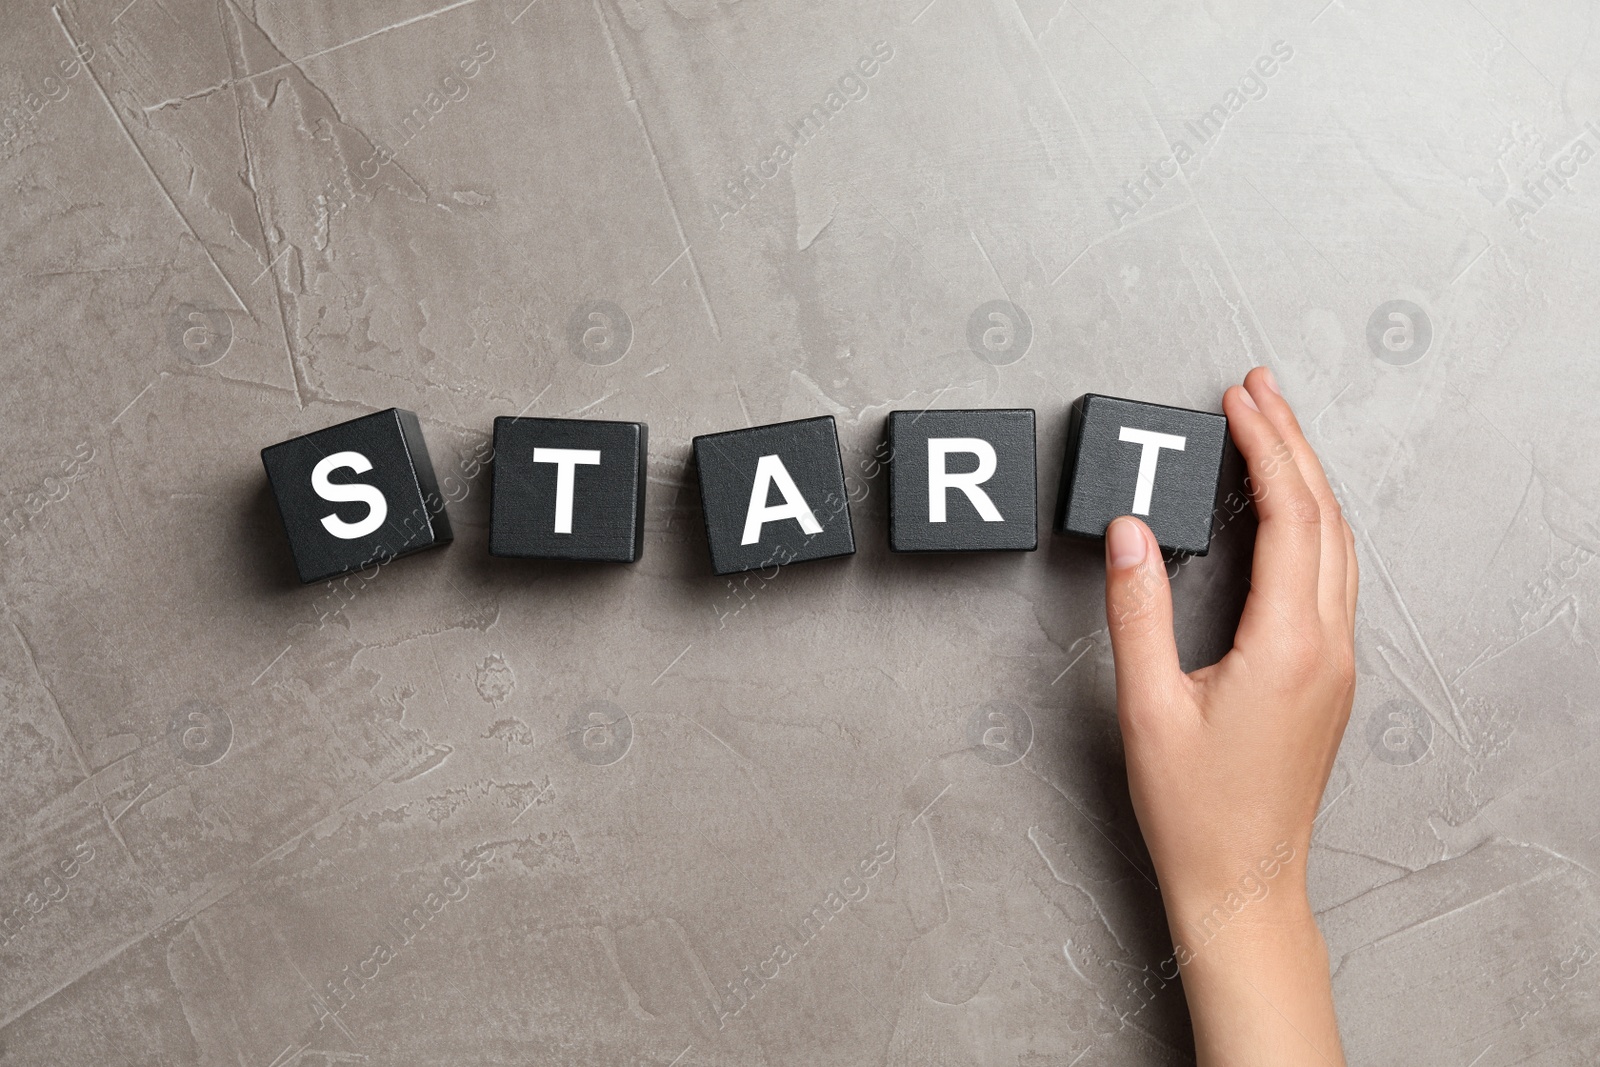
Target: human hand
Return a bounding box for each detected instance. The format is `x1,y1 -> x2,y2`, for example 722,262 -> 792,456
1103,367 -> 1355,1066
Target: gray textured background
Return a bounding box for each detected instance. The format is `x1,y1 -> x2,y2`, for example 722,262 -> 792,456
2,0 -> 1597,1063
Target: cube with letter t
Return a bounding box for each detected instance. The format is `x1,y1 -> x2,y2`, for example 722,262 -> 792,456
693,416 -> 855,576
261,408 -> 453,584
1054,394 -> 1228,555
886,409 -> 1037,552
489,417 -> 648,562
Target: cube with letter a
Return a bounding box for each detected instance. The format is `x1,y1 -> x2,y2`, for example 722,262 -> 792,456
1054,394 -> 1227,555
693,416 -> 855,576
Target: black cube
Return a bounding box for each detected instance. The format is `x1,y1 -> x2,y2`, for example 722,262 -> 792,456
1054,394 -> 1228,555
488,417 -> 647,562
693,416 -> 855,576
887,409 -> 1037,552
261,408 -> 453,584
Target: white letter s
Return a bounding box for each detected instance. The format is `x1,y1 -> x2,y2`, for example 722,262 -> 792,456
312,451 -> 388,539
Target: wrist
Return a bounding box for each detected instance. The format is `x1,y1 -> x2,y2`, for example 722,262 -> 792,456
1157,842 -> 1314,959
1168,898 -> 1345,1067
1165,886 -> 1317,965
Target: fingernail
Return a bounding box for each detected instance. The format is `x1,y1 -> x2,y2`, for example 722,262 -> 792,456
1107,517 -> 1146,569
1238,387 -> 1260,412
1261,367 -> 1281,395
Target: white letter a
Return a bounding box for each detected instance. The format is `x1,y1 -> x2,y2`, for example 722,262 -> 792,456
741,455 -> 822,545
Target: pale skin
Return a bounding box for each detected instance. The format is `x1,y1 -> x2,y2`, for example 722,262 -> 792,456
1102,367 -> 1355,1067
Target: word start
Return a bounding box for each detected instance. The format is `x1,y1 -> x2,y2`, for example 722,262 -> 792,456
259,394 -> 1229,583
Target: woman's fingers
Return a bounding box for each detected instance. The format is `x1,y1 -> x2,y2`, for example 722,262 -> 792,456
1242,368 -> 1349,630
1222,383 -> 1323,646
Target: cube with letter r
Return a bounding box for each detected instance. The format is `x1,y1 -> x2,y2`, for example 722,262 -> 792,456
887,409 -> 1037,552
261,408 -> 453,584
693,416 -> 855,576
1054,394 -> 1228,555
488,416 -> 647,562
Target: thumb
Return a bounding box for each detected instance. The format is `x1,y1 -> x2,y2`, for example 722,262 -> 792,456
1103,516 -> 1184,712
